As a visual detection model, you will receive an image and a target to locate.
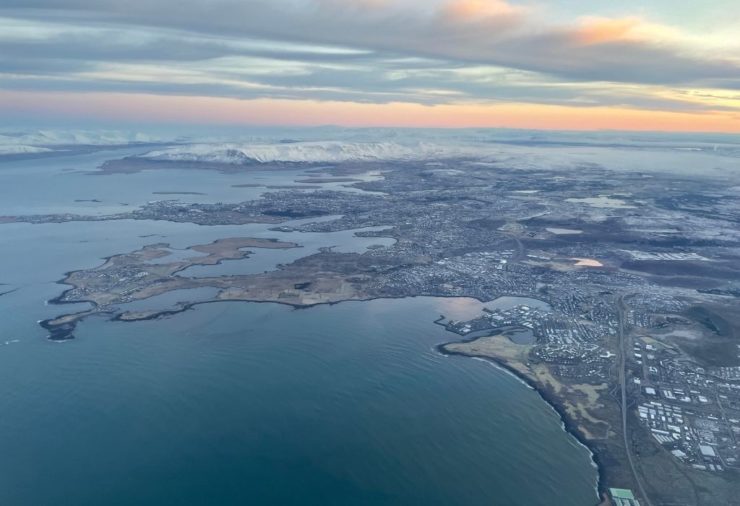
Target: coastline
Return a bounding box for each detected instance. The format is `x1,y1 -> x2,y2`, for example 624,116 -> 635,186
40,249 -> 608,504
39,237 -> 301,339
42,285 -> 539,340
41,269 -> 608,504
436,339 -> 607,505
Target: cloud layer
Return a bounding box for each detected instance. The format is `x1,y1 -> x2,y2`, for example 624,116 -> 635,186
1,0 -> 739,126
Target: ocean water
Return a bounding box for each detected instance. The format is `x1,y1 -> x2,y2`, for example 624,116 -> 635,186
0,151 -> 598,505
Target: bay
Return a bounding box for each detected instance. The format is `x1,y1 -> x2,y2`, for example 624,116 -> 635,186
0,150 -> 598,505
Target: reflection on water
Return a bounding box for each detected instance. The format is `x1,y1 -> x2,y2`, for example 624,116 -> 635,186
433,296 -> 550,322
486,296 -> 551,312
432,297 -> 487,321
507,328 -> 537,345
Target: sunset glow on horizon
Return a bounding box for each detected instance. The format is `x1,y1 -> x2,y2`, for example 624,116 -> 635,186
4,90 -> 740,133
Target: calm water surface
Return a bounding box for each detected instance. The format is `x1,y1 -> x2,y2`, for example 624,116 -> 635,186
0,151 -> 598,505
0,299 -> 598,506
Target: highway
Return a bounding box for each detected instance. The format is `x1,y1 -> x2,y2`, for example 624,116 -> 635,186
617,296 -> 653,506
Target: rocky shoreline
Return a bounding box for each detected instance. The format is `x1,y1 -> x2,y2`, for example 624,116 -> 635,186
437,339 -> 608,505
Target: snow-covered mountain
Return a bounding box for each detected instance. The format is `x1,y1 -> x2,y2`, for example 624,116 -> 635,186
139,134 -> 740,180
0,129 -> 175,159
3,128 -> 738,179
0,144 -> 53,155
0,130 -> 165,147
141,141 -> 480,164
0,129 -> 174,158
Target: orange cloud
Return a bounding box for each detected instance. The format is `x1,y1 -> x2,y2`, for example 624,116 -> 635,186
441,0 -> 524,22
574,17 -> 641,45
572,16 -> 680,46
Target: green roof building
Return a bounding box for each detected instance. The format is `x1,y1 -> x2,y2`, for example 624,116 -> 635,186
609,488 -> 641,506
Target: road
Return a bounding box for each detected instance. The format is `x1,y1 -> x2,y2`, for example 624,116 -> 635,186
616,296 -> 653,506
508,234 -> 525,262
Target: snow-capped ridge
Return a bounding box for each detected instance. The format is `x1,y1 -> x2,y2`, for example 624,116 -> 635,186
0,129 -> 167,150
141,141 -> 477,164
0,144 -> 53,155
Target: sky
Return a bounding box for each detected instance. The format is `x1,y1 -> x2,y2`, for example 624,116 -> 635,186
1,0 -> 740,132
